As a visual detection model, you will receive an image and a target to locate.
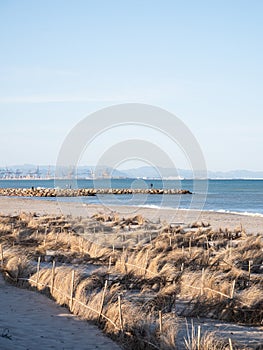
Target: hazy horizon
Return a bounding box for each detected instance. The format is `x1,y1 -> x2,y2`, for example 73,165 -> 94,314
1,163 -> 263,174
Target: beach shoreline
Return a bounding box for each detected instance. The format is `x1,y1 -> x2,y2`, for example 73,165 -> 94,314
1,196 -> 263,234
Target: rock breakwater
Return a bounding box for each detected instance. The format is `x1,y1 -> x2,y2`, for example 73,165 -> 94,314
0,188 -> 192,197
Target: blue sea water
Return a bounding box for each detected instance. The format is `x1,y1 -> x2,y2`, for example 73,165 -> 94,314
0,179 -> 262,216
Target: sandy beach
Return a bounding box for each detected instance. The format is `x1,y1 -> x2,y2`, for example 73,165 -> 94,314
0,196 -> 262,349
0,196 -> 263,234
0,197 -> 124,350
2,1 -> 263,348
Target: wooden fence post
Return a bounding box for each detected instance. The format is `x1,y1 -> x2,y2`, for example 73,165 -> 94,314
98,280 -> 108,321
229,238 -> 232,259
108,256 -> 112,271
50,260 -> 56,294
118,295 -> 124,332
159,310 -> 163,333
0,244 -> 4,268
69,270 -> 75,311
230,280 -> 236,299
36,256 -> 41,286
197,325 -> 201,350
229,338 -> 233,350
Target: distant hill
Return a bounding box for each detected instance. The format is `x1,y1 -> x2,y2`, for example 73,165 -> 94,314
122,167 -> 263,179
121,166 -> 191,179
0,165 -> 263,179
207,169 -> 263,179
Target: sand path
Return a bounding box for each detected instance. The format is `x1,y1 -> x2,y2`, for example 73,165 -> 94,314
0,275 -> 121,350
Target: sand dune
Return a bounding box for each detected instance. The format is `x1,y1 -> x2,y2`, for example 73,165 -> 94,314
0,197 -> 262,349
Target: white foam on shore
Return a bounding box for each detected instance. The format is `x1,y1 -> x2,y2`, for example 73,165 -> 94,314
136,205 -> 263,218
137,204 -> 175,210
213,209 -> 263,218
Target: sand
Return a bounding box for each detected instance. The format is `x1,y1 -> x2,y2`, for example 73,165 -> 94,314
0,197 -> 123,350
0,274 -> 121,350
0,196 -> 263,234
0,196 -> 263,349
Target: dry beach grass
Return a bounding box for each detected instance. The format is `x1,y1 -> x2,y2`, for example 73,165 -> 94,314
0,205 -> 262,349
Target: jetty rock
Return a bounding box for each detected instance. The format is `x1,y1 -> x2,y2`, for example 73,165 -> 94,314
0,188 -> 192,197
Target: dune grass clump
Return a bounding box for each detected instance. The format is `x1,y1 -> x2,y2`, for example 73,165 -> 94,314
184,326 -> 249,350
0,213 -> 262,348
3,248 -> 35,285
29,263 -> 179,349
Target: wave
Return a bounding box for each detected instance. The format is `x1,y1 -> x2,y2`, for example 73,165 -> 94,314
212,209 -> 263,218
135,204 -> 263,218
136,204 -> 175,210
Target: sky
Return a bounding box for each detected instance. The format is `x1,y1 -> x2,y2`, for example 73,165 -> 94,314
0,0 -> 262,171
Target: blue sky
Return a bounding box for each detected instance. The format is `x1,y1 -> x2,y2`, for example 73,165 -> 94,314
0,0 -> 262,171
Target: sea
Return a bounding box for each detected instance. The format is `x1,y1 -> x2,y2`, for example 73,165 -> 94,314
0,179 -> 263,217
